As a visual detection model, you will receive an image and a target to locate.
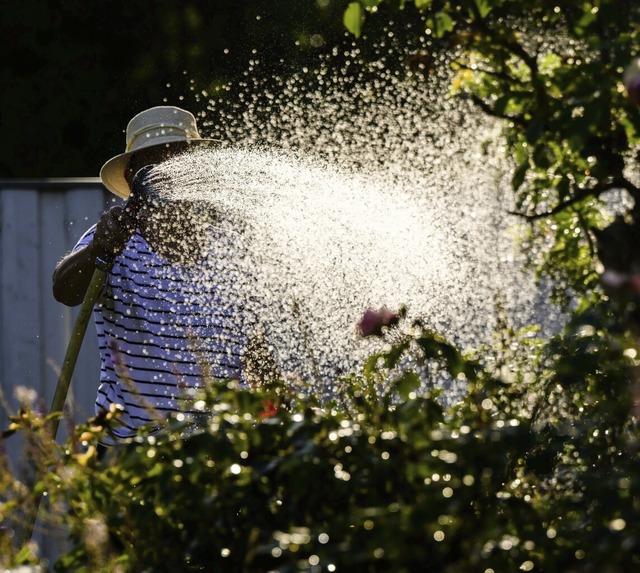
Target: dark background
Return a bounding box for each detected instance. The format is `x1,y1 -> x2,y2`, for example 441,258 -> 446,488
1,0 -> 424,178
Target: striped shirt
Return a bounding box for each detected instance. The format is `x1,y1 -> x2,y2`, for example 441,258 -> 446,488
74,224 -> 252,441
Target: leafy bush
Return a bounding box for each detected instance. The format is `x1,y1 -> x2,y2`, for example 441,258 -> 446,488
347,1 -> 640,310
2,302 -> 639,572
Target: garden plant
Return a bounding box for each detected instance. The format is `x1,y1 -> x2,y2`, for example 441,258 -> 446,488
2,1 -> 640,571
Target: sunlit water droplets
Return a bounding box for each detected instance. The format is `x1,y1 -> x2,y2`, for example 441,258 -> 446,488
161,43 -> 565,395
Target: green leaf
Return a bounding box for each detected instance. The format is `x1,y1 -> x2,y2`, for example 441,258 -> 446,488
573,8 -> 597,36
364,353 -> 383,375
344,2 -> 364,38
512,159 -> 530,191
384,339 -> 411,369
493,93 -> 513,116
414,0 -> 431,8
434,12 -> 454,35
620,115 -> 640,145
474,0 -> 492,18
396,371 -> 421,400
533,143 -> 554,169
525,120 -> 544,144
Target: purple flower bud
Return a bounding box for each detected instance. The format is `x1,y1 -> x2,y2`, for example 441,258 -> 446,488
358,307 -> 400,337
624,59 -> 640,106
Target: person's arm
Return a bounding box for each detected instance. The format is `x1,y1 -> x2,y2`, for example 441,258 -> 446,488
52,206 -> 135,306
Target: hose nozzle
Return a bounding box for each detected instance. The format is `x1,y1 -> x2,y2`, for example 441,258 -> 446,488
126,164 -> 170,219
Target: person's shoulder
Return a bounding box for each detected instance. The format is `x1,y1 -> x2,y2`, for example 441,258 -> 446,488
121,232 -> 160,261
72,224 -> 98,252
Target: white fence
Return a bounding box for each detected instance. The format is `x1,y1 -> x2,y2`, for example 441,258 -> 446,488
0,179 -> 115,563
0,179 -> 115,429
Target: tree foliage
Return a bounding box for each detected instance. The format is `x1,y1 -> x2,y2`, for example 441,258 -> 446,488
1,306 -> 639,572
345,0 -> 640,306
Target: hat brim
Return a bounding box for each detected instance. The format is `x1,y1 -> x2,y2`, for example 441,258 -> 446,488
99,139 -> 220,199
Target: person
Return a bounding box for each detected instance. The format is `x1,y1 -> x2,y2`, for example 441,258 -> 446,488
52,105 -> 277,445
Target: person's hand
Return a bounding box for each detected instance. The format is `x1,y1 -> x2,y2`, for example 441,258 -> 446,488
90,206 -> 136,262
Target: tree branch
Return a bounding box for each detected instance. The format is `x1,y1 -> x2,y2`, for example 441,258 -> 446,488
469,94 -> 526,126
509,179 -> 634,221
467,1 -> 539,74
453,59 -> 525,84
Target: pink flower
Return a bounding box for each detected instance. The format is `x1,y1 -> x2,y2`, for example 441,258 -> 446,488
601,270 -> 640,294
357,307 -> 400,337
601,270 -> 629,289
624,59 -> 640,106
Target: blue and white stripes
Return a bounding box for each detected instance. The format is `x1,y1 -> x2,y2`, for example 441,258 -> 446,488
74,225 -> 252,440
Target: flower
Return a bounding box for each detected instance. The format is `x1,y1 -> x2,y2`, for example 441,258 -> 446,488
14,385 -> 38,405
259,399 -> 278,419
601,270 -> 640,295
623,58 -> 640,106
357,307 -> 400,337
601,269 -> 629,289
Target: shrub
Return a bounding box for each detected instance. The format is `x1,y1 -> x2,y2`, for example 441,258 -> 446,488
2,304 -> 639,572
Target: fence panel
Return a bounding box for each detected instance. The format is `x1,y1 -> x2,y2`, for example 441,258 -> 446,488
0,187 -> 42,453
0,179 -> 109,562
0,181 -> 109,428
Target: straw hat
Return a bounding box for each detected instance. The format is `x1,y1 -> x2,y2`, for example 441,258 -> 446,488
100,105 -> 218,198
